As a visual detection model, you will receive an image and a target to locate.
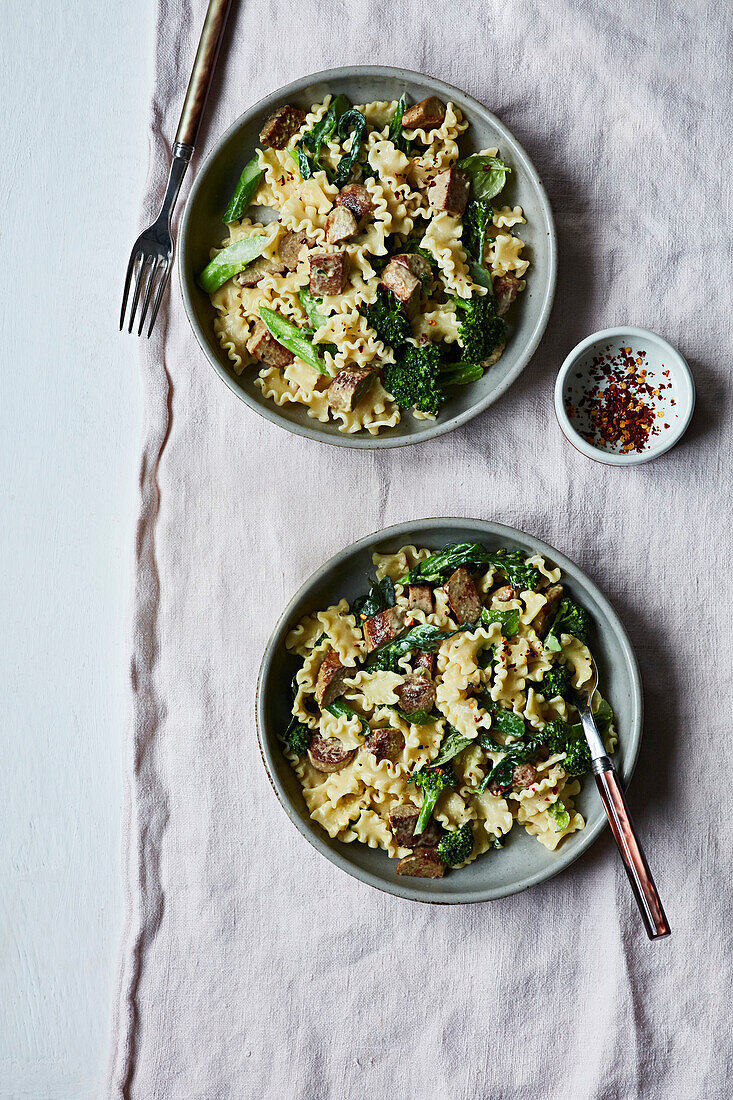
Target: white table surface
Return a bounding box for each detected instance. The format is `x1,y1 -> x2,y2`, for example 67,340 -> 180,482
0,2 -> 151,1096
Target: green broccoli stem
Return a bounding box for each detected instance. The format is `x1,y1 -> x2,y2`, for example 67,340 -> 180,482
415,790 -> 440,835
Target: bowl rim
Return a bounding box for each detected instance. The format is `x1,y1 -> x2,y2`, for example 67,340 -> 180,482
255,516 -> 643,904
179,64 -> 557,450
554,325 -> 696,466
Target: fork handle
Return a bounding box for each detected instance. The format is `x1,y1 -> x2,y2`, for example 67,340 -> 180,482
593,762 -> 670,939
175,0 -> 233,149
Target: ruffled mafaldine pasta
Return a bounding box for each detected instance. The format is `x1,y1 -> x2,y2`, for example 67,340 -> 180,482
198,93 -> 530,436
281,541 -> 618,879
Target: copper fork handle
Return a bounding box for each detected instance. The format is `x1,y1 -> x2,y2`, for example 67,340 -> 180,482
175,0 -> 233,149
594,765 -> 670,939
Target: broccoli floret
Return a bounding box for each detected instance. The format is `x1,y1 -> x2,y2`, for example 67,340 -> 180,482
437,822 -> 474,866
452,293 -> 506,363
365,290 -> 412,349
563,738 -> 592,776
537,665 -> 572,699
383,343 -> 483,416
409,762 -> 456,834
284,721 -> 311,755
542,718 -> 592,775
545,597 -> 590,652
463,200 -> 494,264
542,718 -> 572,755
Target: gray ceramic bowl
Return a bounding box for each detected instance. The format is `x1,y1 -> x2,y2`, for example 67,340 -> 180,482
179,66 -> 557,448
256,518 -> 642,903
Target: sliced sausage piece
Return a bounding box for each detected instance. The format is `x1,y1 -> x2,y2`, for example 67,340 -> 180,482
327,367 -> 373,412
363,606 -> 404,651
511,763 -> 539,790
393,252 -> 432,282
279,229 -> 312,272
480,341 -> 506,369
380,258 -> 422,317
246,320 -> 294,370
427,168 -> 470,216
307,734 -> 356,773
309,252 -> 347,296
491,585 -> 515,603
394,674 -> 436,715
314,651 -> 349,707
335,184 -> 374,224
362,727 -> 405,763
396,849 -> 445,877
389,803 -> 442,848
493,272 -> 521,316
408,584 -> 433,614
236,256 -> 287,288
534,584 -> 564,637
259,105 -> 306,149
445,566 -> 482,625
402,97 -> 446,132
325,205 -> 359,244
411,651 -> 436,677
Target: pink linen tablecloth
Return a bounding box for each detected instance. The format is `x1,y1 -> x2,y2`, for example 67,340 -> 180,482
109,1 -> 732,1096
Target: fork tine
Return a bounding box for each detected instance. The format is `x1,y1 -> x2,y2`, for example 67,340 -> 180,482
128,253 -> 154,334
120,249 -> 142,331
137,256 -> 162,336
146,258 -> 171,338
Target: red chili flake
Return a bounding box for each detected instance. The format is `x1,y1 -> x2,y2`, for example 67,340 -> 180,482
568,347 -> 670,452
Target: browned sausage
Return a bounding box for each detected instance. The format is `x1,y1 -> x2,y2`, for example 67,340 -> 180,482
259,105 -> 306,149
411,651 -> 436,677
491,585 -> 515,603
394,674 -> 436,715
362,727 -> 405,763
445,566 -> 482,624
314,651 -> 349,707
402,97 -> 446,131
246,320 -> 294,369
335,184 -> 373,223
380,258 -> 422,316
512,763 -> 539,789
309,252 -> 348,296
408,584 -> 434,614
396,849 -> 445,877
493,273 -> 521,316
307,734 -> 356,773
363,606 -> 404,651
534,584 -> 564,637
236,256 -> 287,288
428,168 -> 470,216
324,205 -> 359,244
327,368 -> 373,412
279,230 -> 313,272
389,803 -> 442,849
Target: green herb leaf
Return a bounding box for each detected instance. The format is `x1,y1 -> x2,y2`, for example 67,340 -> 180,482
478,606 -> 520,637
301,93 -> 349,175
197,235 -> 271,294
351,576 -> 396,620
399,543 -> 539,591
366,621 -> 475,672
393,707 -> 436,726
259,306 -> 329,375
333,109 -> 368,188
433,726 -> 474,765
223,154 -> 264,223
456,155 -> 511,201
387,94 -> 408,150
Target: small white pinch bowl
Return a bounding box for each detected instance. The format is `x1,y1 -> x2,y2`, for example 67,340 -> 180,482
554,327 -> 695,466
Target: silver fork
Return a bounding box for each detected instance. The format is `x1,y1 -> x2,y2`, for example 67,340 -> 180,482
577,657 -> 670,939
120,0 -> 232,337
